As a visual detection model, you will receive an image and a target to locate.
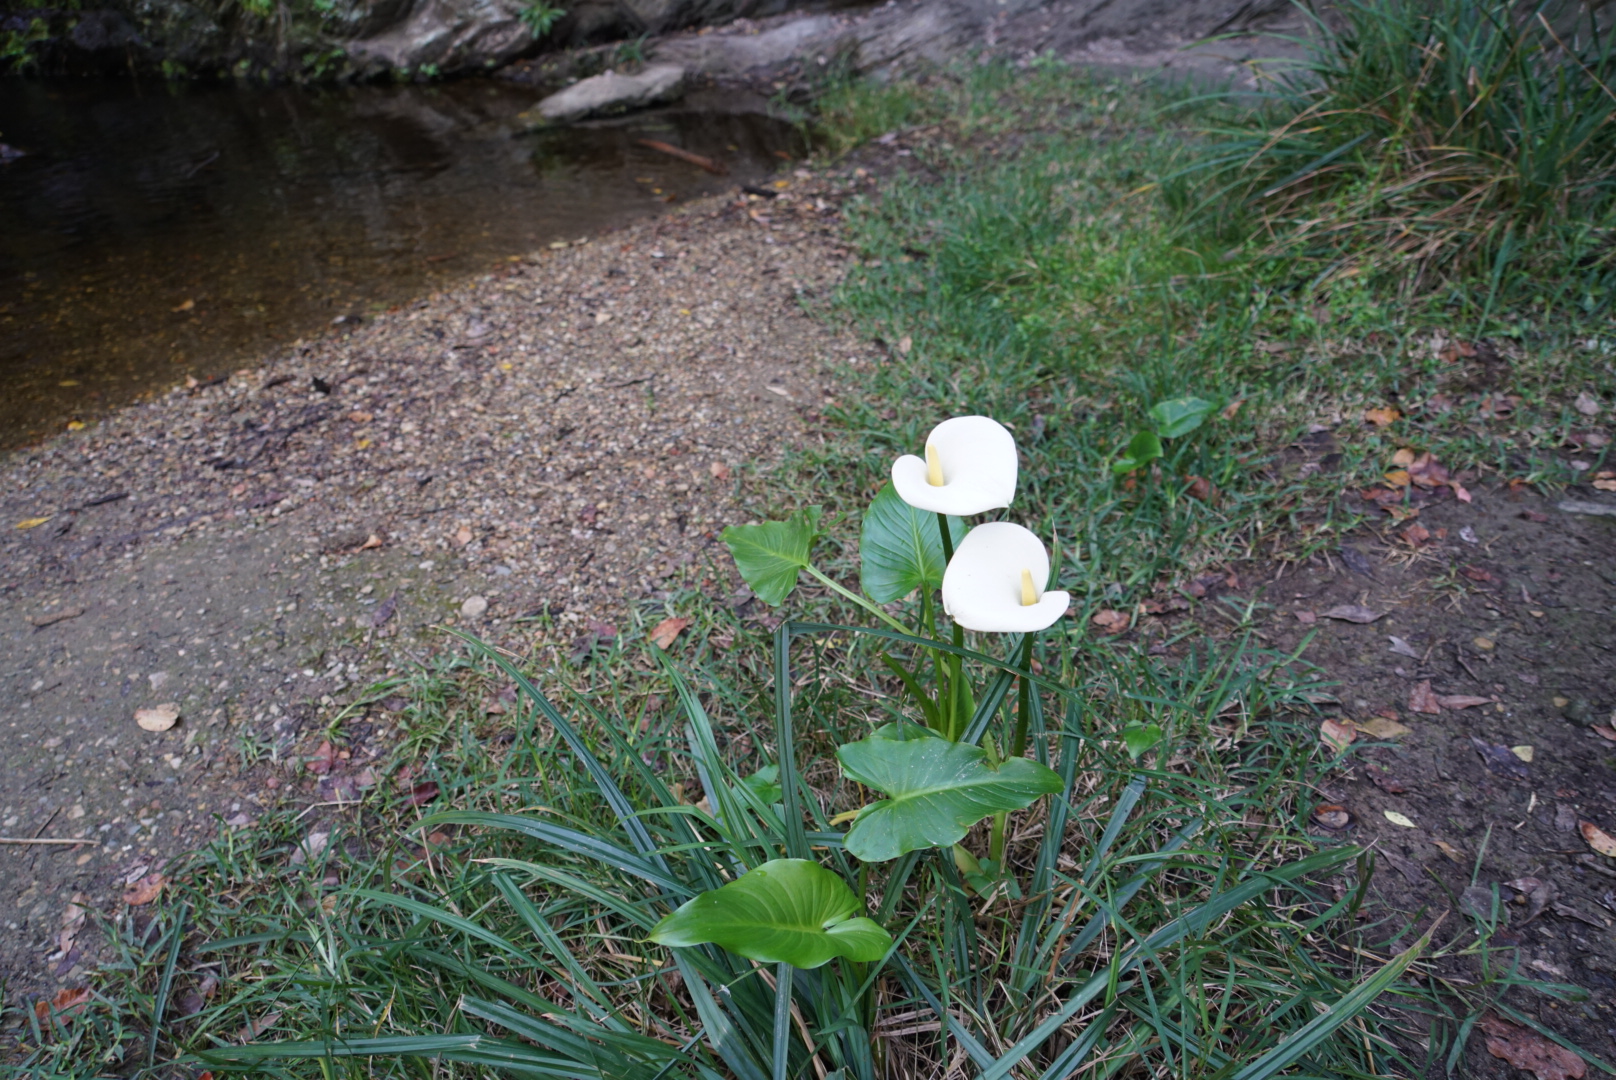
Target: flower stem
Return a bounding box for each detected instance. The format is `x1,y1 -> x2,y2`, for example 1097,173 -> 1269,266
936,511 -> 955,563
1010,632 -> 1034,760
803,566 -> 912,637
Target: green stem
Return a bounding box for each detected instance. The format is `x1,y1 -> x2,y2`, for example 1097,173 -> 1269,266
803,566 -> 912,637
1010,632 -> 1034,760
936,511 -> 955,563
993,635 -> 1036,868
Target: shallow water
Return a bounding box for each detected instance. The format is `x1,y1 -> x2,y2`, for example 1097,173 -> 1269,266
0,76 -> 800,447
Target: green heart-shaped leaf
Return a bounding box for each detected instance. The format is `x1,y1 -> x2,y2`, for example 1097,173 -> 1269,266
740,765 -> 782,804
1112,429 -> 1163,475
721,506 -> 823,606
837,725 -> 1064,862
1149,396 -> 1215,439
647,859 -> 890,969
859,484 -> 965,603
1122,723 -> 1163,759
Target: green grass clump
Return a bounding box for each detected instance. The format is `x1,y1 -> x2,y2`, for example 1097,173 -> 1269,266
1180,0 -> 1616,303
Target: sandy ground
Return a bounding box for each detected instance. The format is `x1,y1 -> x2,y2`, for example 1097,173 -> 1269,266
0,172 -> 870,1000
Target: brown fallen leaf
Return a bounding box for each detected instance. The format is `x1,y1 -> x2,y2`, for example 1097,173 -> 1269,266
1364,406 -> 1401,427
452,524 -> 474,547
122,873 -> 166,906
1473,737 -> 1529,780
709,461 -> 731,481
406,781 -> 440,807
1437,694 -> 1492,710
1355,716 -> 1412,739
1504,876 -> 1556,923
1295,610 -> 1317,625
1480,1014 -> 1585,1080
649,616 -> 692,650
1185,475 -> 1217,502
1311,804 -> 1352,830
1591,725 -> 1616,743
1387,636 -> 1421,659
356,533 -> 384,551
1581,821 -> 1616,857
1091,609 -> 1130,634
1439,339 -> 1477,363
34,987 -> 91,1023
236,1010 -> 282,1043
1321,604 -> 1383,624
1366,763 -> 1407,793
1390,447 -> 1417,467
1433,839 -> 1466,864
134,703 -> 180,732
1408,681 -> 1442,715
304,740 -> 337,776
1319,718 -> 1356,754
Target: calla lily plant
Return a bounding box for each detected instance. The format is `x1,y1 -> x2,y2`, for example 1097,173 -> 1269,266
714,414 -> 1071,885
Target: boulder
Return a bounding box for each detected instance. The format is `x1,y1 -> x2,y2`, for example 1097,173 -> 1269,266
343,0 -> 534,74
524,63 -> 688,125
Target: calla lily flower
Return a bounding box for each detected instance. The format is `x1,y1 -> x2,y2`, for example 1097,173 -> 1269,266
942,522 -> 1069,633
891,416 -> 1017,516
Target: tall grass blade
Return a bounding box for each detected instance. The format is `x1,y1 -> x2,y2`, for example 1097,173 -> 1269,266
772,962 -> 794,1080
147,902 -> 187,1067
1228,925 -> 1434,1080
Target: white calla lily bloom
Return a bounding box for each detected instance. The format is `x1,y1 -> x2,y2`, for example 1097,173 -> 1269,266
891,415 -> 1017,516
942,522 -> 1069,633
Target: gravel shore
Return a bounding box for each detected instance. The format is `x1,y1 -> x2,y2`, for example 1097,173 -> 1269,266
0,170 -> 870,996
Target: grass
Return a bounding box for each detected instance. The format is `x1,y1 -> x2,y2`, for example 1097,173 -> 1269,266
1176,0 -> 1616,302
8,17 -> 1615,1078
797,54 -> 1613,609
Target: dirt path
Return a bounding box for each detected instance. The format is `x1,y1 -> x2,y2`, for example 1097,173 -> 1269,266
0,174 -> 867,1001
1135,479 -> 1616,1064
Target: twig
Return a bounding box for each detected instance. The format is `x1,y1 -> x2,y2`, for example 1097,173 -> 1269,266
0,837 -> 91,846
635,139 -> 727,176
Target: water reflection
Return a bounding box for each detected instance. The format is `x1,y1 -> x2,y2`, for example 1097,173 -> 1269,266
0,77 -> 799,447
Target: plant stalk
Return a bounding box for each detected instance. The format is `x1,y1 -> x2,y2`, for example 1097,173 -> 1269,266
803,566 -> 912,636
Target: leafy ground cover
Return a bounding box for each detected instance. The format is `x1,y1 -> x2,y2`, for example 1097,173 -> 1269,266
10,3 -> 1616,1076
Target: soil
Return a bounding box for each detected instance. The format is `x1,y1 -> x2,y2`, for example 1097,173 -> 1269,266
0,171 -> 870,1006
1146,480 -> 1616,1069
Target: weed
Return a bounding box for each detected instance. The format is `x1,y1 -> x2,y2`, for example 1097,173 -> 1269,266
518,1 -> 565,39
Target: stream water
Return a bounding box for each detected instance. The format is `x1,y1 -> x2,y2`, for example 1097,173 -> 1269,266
0,76 -> 801,448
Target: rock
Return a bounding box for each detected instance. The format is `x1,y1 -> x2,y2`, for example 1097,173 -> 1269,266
460,595 -> 489,618
657,0 -> 1032,80
343,0 -> 535,75
524,64 -> 688,125
1562,697 -> 1599,727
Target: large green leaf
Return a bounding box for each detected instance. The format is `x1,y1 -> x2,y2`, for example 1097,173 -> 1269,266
859,484 -> 965,603
838,725 -> 1064,862
722,506 -> 823,606
1148,396 -> 1215,439
647,859 -> 890,969
1111,429 -> 1163,475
